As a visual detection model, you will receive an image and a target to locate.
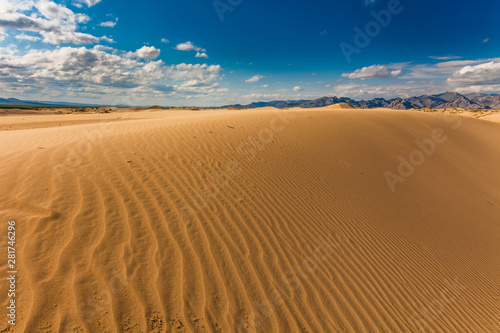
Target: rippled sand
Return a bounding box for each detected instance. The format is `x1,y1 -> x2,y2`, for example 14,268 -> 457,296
1,108 -> 499,332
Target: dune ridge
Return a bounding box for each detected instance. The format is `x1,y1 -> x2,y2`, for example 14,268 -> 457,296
0,108 -> 499,332
320,103 -> 356,109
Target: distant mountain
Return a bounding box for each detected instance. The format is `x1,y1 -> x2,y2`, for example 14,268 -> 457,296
0,97 -> 109,107
434,92 -> 464,102
438,96 -> 482,109
227,100 -> 310,109
222,92 -> 500,110
299,96 -> 360,108
465,93 -> 500,109
406,95 -> 448,108
0,98 -> 52,106
385,98 -> 414,110
4,92 -> 500,110
358,98 -> 388,108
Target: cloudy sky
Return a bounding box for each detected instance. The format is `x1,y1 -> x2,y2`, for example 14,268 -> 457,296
0,0 -> 499,106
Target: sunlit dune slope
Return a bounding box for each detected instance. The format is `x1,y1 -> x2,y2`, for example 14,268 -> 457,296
0,108 -> 499,332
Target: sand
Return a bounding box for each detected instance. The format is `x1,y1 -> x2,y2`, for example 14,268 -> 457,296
320,103 -> 355,109
0,108 -> 499,332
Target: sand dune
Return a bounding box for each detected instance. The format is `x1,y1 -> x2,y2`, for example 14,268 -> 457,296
251,107 -> 280,111
320,103 -> 355,109
1,108 -> 499,332
124,105 -> 165,112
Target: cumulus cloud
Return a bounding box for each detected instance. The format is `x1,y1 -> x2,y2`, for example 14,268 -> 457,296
330,81 -> 444,100
242,93 -> 282,101
0,0 -> 108,44
177,80 -> 227,94
447,61 -> 500,86
0,43 -> 17,56
0,46 -> 224,101
0,29 -> 8,42
293,86 -> 303,91
244,74 -> 264,83
161,38 -> 169,44
454,84 -> 500,94
127,46 -> 161,59
195,52 -> 209,59
342,65 -> 402,80
73,0 -> 101,8
400,60 -> 497,80
175,41 -> 206,52
167,63 -> 222,82
100,19 -> 117,28
334,60 -> 500,97
15,33 -> 41,41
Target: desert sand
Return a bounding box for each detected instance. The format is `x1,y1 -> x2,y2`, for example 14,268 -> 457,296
0,107 -> 499,332
320,103 -> 356,109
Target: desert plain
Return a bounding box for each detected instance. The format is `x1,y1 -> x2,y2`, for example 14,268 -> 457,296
0,105 -> 499,332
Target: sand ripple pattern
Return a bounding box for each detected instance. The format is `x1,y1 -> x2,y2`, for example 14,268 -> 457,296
0,109 -> 499,332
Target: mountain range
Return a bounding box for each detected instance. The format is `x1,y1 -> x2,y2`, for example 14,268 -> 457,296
2,92 -> 500,110
223,92 -> 500,110
0,97 -> 108,107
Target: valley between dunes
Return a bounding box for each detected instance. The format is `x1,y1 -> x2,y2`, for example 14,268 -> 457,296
0,108 -> 499,332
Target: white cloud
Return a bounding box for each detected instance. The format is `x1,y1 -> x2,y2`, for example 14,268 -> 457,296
45,31 -> 104,44
408,58 -> 500,78
177,80 -> 227,94
400,60 -> 488,79
0,29 -> 7,42
261,84 -> 269,88
244,74 -> 263,83
482,38 -> 489,43
15,33 -> 41,41
455,84 -> 500,94
175,41 -> 205,52
73,0 -> 101,8
37,0 -> 83,20
436,60 -> 481,68
329,59 -> 500,98
195,52 -> 209,59
100,20 -> 117,28
331,81 -> 443,100
161,38 -> 169,44
126,46 -> 160,59
293,86 -> 303,91
241,93 -> 282,101
93,44 -> 114,52
342,65 -> 402,80
168,63 -> 222,82
447,61 -> 500,86
100,36 -> 114,43
0,46 -> 224,101
0,43 -> 18,56
429,56 -> 461,60
0,0 -> 109,44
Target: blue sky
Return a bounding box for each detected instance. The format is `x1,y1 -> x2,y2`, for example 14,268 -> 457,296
0,0 -> 499,106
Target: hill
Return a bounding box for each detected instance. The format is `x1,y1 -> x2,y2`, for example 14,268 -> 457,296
222,92 -> 500,110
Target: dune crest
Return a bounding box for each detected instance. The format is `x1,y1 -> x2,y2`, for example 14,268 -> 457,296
320,102 -> 355,109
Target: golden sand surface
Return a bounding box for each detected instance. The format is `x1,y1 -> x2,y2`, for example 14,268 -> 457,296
1,107 -> 499,332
